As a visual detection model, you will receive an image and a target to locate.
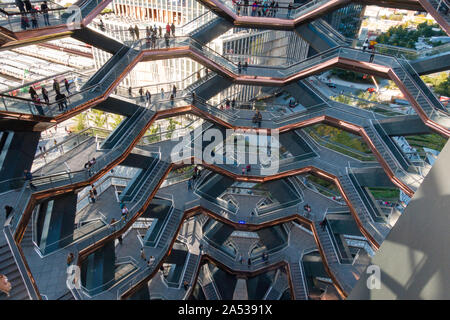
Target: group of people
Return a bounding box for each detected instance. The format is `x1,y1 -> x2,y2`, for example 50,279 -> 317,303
165,22 -> 176,38
141,84 -> 179,106
137,87 -> 152,103
219,98 -> 236,110
237,61 -> 249,73
233,0 -> 287,18
88,185 -> 98,203
237,254 -> 260,267
226,98 -> 235,109
241,164 -> 252,175
38,145 -> 47,154
84,157 -> 97,176
128,25 -> 141,40
140,248 -> 156,269
252,110 -> 262,127
28,78 -> 71,114
361,38 -> 377,63
165,85 -> 178,106
187,166 -> 203,190
29,85 -> 45,115
128,23 -> 176,49
15,1 -> 51,30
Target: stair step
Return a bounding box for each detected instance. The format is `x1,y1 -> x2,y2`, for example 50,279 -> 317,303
0,262 -> 18,276
0,245 -> 11,256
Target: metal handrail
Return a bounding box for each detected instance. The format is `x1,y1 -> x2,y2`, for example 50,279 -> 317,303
3,225 -> 41,300
79,256 -> 138,297
370,118 -> 423,186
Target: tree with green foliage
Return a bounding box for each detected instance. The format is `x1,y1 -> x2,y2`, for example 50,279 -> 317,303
88,110 -> 107,128
380,14 -> 404,21
110,114 -> 124,130
421,72 -> 450,97
311,124 -> 372,154
330,69 -> 374,84
145,125 -> 161,143
165,119 -> 180,139
332,94 -> 352,105
74,113 -> 87,132
435,77 -> 450,97
406,134 -> 447,152
386,80 -> 398,90
357,90 -> 379,102
376,22 -> 446,49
